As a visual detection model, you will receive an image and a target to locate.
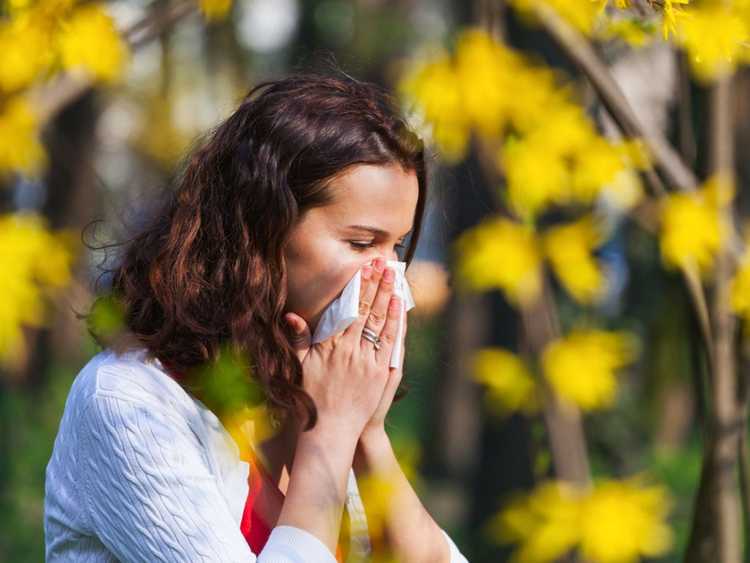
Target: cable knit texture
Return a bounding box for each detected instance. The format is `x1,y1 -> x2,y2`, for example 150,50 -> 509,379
44,347 -> 469,562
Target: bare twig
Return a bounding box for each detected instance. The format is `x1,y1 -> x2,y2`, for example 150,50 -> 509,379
520,285 -> 592,488
685,73 -> 742,563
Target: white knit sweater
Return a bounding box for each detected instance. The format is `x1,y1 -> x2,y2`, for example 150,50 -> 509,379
44,347 -> 469,562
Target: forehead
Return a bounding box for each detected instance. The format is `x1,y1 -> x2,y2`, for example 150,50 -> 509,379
323,164 -> 419,233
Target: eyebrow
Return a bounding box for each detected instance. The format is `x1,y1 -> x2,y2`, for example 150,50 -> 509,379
346,224 -> 412,241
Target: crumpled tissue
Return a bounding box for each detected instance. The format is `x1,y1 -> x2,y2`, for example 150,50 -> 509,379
311,260 -> 415,368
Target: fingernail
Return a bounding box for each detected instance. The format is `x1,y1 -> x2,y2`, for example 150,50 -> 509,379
362,265 -> 372,279
383,267 -> 394,282
390,296 -> 400,311
374,258 -> 384,272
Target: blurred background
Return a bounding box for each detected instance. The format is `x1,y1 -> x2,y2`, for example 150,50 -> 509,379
4,0 -> 748,561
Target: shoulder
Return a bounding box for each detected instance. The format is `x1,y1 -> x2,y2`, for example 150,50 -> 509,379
70,346 -> 196,418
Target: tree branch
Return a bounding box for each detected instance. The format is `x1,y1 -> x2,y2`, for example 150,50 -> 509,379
30,0 -> 198,124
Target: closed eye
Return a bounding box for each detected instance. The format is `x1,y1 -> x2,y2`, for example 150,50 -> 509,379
349,241 -> 407,251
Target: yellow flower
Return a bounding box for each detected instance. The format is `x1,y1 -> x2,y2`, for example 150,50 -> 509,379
58,3 -> 128,83
502,137 -> 571,218
455,28 -> 516,139
500,104 -> 632,217
0,96 -> 46,176
473,348 -> 540,416
579,476 -> 674,563
454,218 -> 543,306
0,14 -> 55,92
571,137 -> 627,204
223,403 -> 278,463
356,468 -> 398,544
730,260 -> 750,323
662,0 -> 690,39
488,480 -> 583,563
398,54 -> 470,163
730,225 -> 750,323
199,0 -> 233,21
543,217 -> 606,304
660,178 -> 730,273
676,4 -> 749,82
599,17 -> 655,48
0,213 -> 76,366
489,476 -> 673,563
510,0 -> 601,35
542,329 -> 637,411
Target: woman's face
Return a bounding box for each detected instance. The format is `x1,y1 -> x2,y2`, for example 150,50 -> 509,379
283,163 -> 420,334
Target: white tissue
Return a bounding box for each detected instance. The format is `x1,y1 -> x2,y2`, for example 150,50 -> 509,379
311,259 -> 415,368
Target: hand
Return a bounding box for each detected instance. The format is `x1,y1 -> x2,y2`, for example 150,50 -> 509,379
360,307 -> 407,441
283,257 -> 402,439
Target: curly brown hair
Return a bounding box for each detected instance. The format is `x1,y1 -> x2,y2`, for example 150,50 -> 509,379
85,70 -> 430,431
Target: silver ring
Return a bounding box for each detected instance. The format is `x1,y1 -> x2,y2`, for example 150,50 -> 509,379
361,327 -> 382,350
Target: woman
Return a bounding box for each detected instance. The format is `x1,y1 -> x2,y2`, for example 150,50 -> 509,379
44,71 -> 469,562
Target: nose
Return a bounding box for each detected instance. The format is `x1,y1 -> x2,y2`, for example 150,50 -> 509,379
369,252 -> 398,268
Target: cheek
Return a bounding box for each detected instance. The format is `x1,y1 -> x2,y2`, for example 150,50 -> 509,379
286,242 -> 369,316
311,257 -> 364,309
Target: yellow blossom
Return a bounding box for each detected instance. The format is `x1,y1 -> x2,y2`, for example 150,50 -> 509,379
0,14 -> 55,92
571,137 -> 627,203
199,0 -> 233,21
501,137 -> 571,218
660,178 -> 730,273
455,28 -> 516,139
662,0 -> 690,39
500,104 -> 596,218
397,54 -> 470,163
0,213 -> 76,366
58,3 -> 129,83
578,476 -> 674,563
543,217 -> 606,304
730,226 -> 750,323
676,4 -> 749,82
730,260 -> 750,323
473,348 -> 540,416
454,218 -> 543,306
505,66 -> 568,135
500,104 -> 633,217
356,468 -> 398,544
510,0 -> 601,35
489,476 -> 673,563
488,480 -> 582,563
223,403 -> 278,463
0,96 -> 46,176
598,17 -> 655,48
542,329 -> 637,411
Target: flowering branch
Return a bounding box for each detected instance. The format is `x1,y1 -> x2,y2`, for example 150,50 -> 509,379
31,0 -> 197,124
529,2 -> 716,367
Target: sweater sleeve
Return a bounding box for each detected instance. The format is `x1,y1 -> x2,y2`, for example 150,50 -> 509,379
79,392 -> 336,563
440,528 -> 469,563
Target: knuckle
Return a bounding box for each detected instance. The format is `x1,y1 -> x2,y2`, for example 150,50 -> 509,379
380,329 -> 395,345
358,301 -> 372,316
368,310 -> 385,325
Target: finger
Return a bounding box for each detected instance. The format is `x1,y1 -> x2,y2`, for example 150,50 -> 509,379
284,312 -> 311,361
345,258 -> 384,336
375,295 -> 401,364
397,312 -> 408,370
362,265 -> 395,341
